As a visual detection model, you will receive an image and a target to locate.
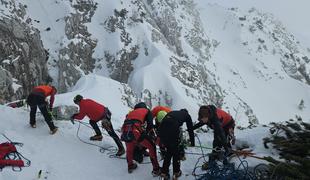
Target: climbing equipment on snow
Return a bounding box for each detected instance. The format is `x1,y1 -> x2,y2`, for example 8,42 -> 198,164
0,134 -> 31,171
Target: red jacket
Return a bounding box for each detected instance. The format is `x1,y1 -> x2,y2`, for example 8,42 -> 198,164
126,108 -> 149,123
33,85 -> 56,108
74,99 -> 106,122
151,106 -> 172,117
216,108 -> 233,127
126,108 -> 154,130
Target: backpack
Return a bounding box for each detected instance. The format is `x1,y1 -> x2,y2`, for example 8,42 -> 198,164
0,142 -> 30,171
120,120 -> 141,142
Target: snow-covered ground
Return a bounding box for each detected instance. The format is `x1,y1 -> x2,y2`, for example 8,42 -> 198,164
1,0 -> 310,179
0,76 -> 275,180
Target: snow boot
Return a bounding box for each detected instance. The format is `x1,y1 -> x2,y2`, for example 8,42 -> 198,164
50,127 -> 58,135
160,173 -> 170,180
30,124 -> 36,128
152,168 -> 161,177
115,148 -> 125,156
89,135 -> 103,141
173,170 -> 182,179
201,162 -> 209,170
128,163 -> 137,173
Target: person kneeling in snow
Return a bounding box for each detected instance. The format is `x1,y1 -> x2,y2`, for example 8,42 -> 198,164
26,85 -> 58,134
71,95 -> 125,156
193,105 -> 235,168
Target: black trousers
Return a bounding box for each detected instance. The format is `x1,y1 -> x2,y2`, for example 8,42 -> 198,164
212,124 -> 235,151
161,144 -> 180,175
27,93 -> 56,131
89,120 -> 102,136
89,119 -> 124,150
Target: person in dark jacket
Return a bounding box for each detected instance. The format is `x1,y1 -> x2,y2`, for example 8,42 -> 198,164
71,95 -> 125,156
193,105 -> 235,166
26,85 -> 58,134
158,109 -> 195,180
151,105 -> 172,128
120,102 -> 160,176
151,105 -> 172,159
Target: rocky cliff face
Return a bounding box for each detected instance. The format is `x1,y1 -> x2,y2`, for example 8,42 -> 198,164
0,1 -> 50,102
234,8 -> 310,85
57,0 -> 98,93
0,0 -> 309,125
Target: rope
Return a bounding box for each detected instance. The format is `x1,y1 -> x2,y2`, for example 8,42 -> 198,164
74,120 -> 117,155
191,134 -> 258,180
1,133 -> 23,147
74,120 -> 162,164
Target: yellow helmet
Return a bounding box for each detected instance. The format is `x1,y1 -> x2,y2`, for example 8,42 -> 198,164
156,110 -> 167,123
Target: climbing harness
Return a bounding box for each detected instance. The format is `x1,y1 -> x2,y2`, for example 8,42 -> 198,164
0,134 -> 31,171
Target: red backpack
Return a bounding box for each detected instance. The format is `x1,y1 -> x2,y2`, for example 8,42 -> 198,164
0,141 -> 30,171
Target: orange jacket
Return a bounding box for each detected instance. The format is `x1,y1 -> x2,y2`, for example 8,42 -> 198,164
33,85 -> 56,108
126,108 -> 149,123
74,99 -> 106,122
151,106 -> 172,117
216,109 -> 233,127
126,108 -> 154,130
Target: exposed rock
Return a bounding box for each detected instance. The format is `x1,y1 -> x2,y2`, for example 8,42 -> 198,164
238,8 -> 310,85
105,46 -> 139,83
103,8 -> 139,83
57,0 -> 98,92
0,16 -> 50,102
0,67 -> 14,102
170,56 -> 223,107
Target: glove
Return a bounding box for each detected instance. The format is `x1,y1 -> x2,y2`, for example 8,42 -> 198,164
71,114 -> 77,120
70,114 -> 77,124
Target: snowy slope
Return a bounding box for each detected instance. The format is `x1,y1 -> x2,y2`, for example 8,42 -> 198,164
0,76 -> 275,180
195,2 -> 310,125
1,0 -> 309,126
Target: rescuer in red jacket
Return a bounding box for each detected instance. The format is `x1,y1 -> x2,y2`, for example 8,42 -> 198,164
71,95 -> 125,156
26,85 -> 58,134
193,105 -> 235,166
120,102 -> 160,176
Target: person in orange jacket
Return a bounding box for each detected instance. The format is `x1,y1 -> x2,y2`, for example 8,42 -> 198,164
120,102 -> 160,176
71,95 -> 125,156
193,105 -> 235,163
26,85 -> 58,134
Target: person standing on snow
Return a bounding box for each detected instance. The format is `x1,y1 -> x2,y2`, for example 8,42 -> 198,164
71,95 -> 125,156
120,102 -> 160,176
26,85 -> 58,134
151,105 -> 172,159
157,109 -> 195,180
192,105 -> 235,166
